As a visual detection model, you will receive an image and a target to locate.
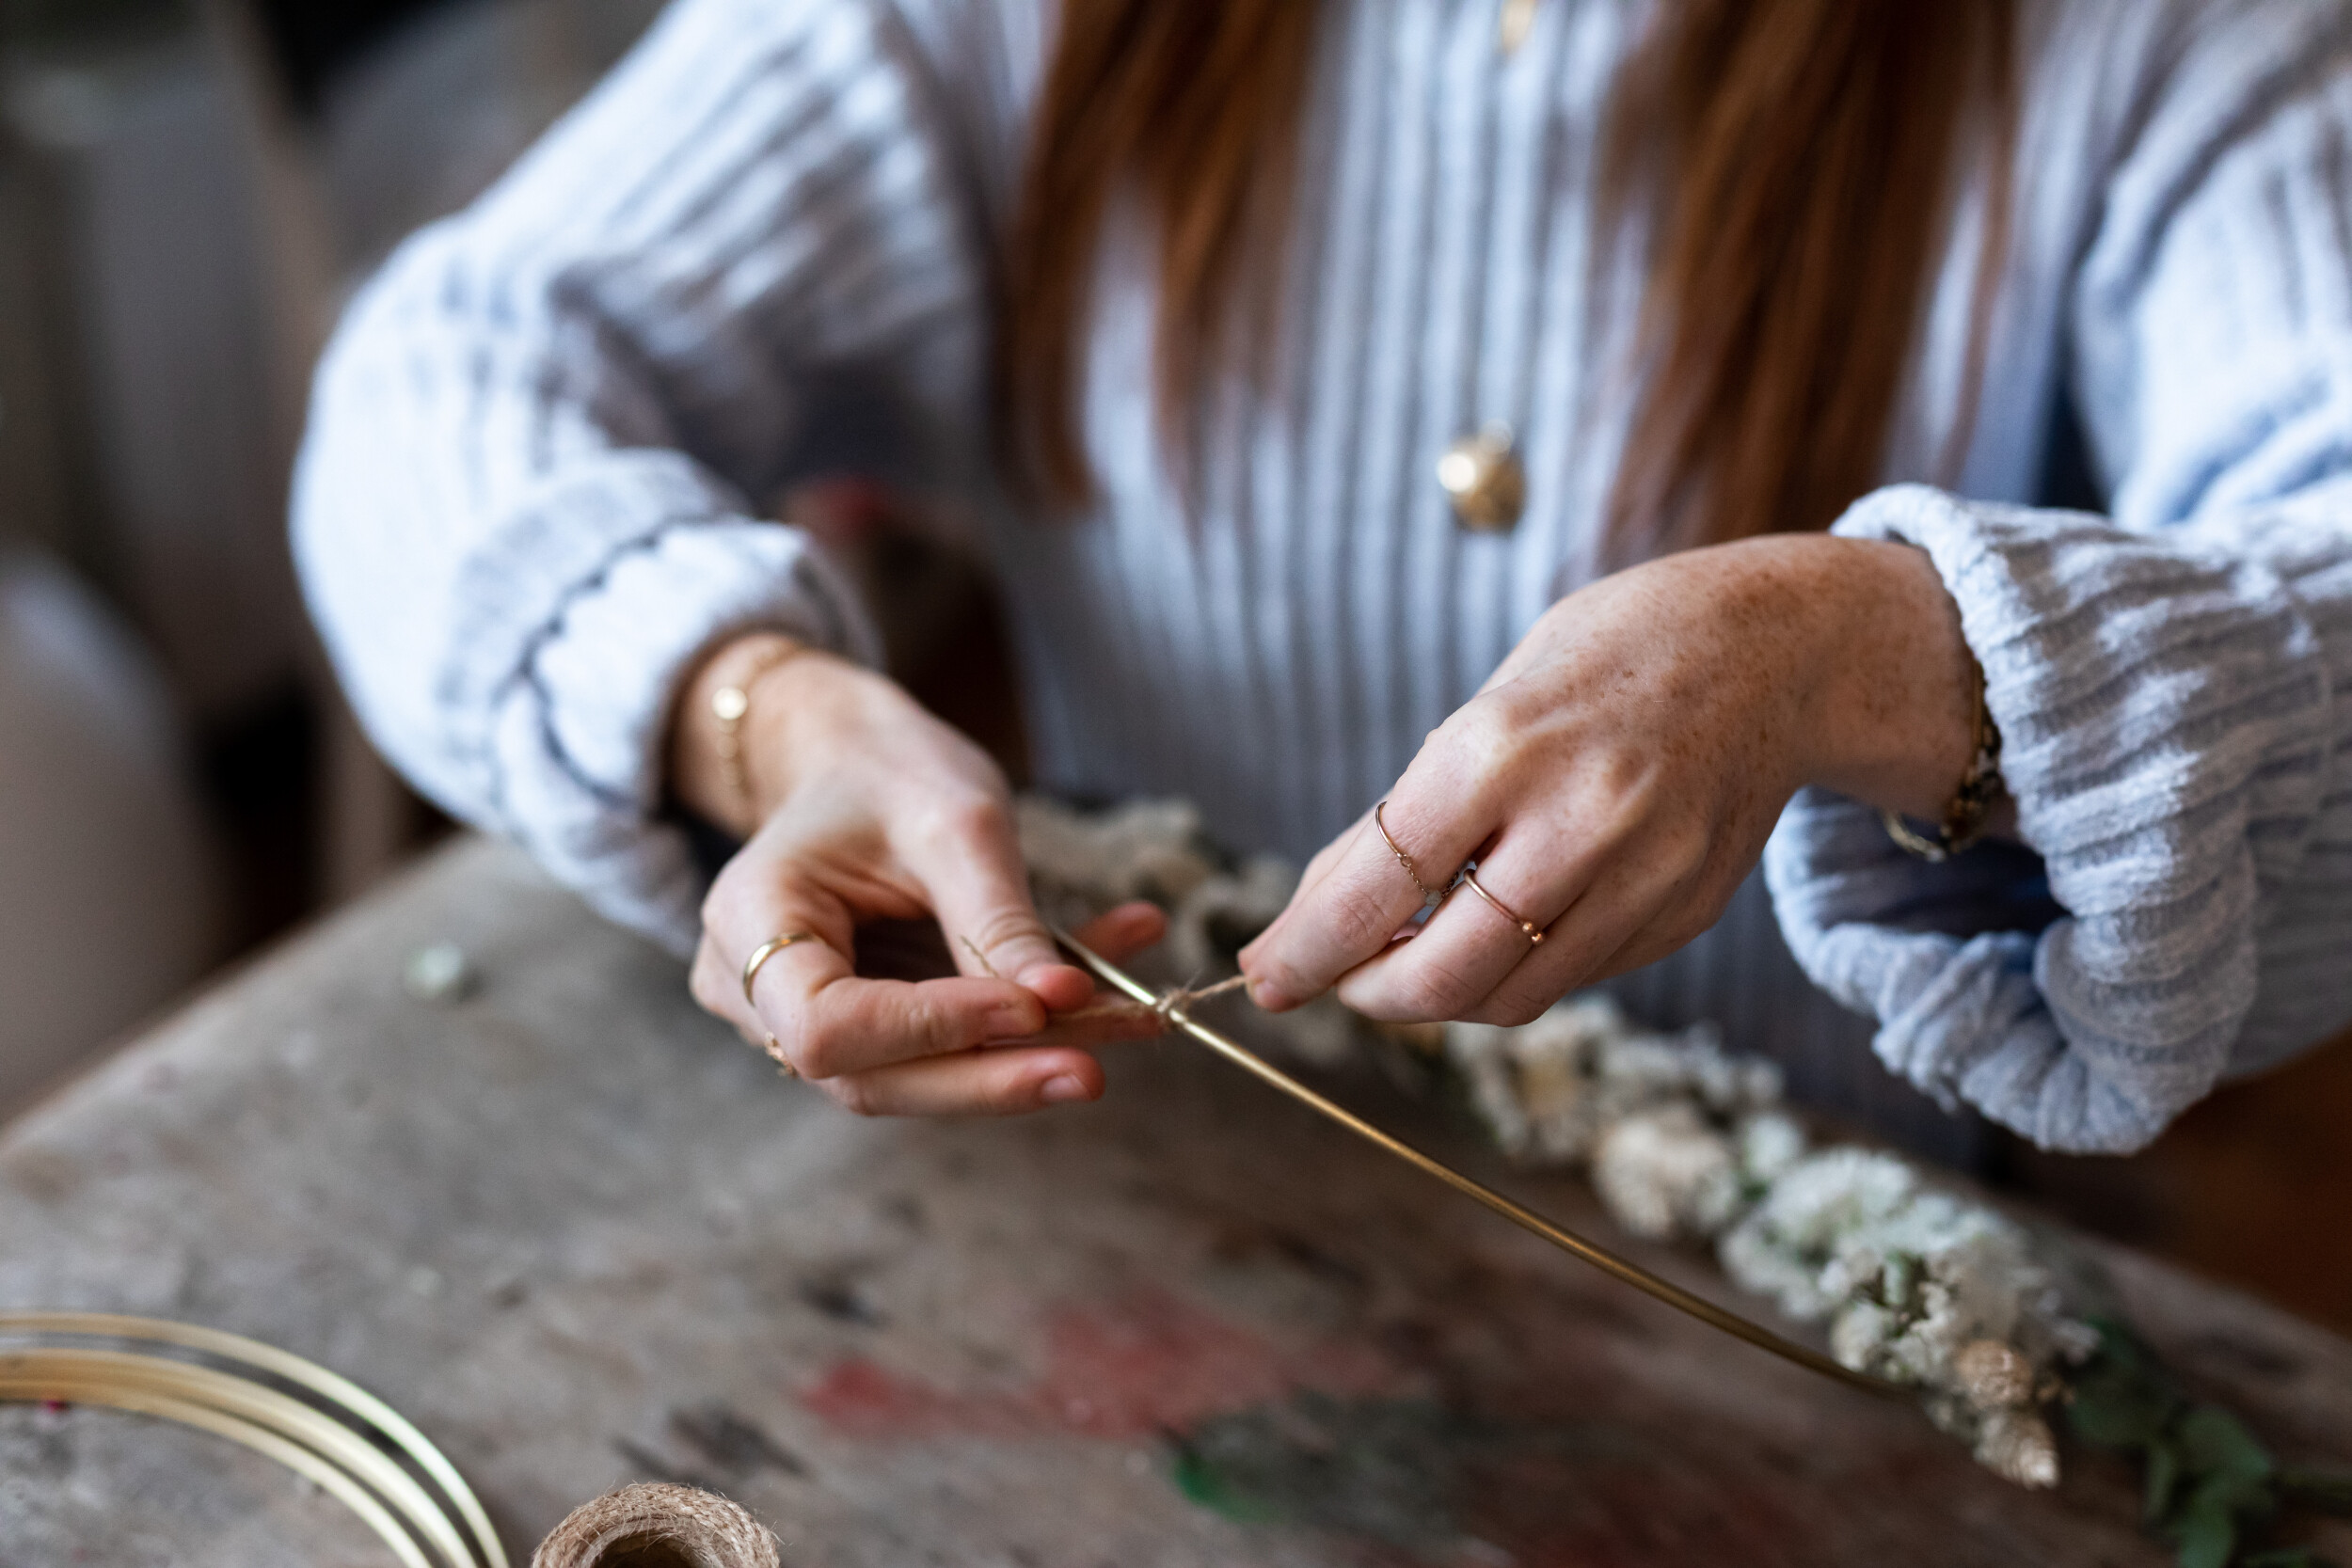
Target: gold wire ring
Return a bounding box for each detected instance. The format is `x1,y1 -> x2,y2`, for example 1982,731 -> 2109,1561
741,931 -> 820,1007
1459,868 -> 1546,946
744,932 -> 821,1080
1374,801 -> 1451,910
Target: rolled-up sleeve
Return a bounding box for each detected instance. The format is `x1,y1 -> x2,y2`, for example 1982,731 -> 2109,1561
1766,12 -> 2352,1153
292,0 -> 983,953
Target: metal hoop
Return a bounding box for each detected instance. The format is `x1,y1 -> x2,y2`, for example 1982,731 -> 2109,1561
743,932 -> 823,1079
1458,868 -> 1546,946
762,1035 -> 797,1078
1374,802 -> 1452,911
740,931 -> 821,1006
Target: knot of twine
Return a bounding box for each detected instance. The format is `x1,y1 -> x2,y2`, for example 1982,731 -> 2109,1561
1149,973 -> 1248,1028
961,936 -> 1247,1033
531,1482 -> 779,1568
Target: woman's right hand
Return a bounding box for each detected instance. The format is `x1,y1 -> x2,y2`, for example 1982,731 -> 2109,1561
673,633 -> 1165,1117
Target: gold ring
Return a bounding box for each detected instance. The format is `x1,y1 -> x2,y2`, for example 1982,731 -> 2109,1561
741,930 -> 820,1007
1374,802 -> 1451,911
1459,868 -> 1546,946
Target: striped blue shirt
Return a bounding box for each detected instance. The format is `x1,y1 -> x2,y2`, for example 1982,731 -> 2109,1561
294,0 -> 2352,1153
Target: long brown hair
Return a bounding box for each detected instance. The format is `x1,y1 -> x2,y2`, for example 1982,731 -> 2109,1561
997,0 -> 2016,552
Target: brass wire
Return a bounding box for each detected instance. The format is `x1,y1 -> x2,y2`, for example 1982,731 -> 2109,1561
0,1360 -> 435,1568
0,1314 -> 504,1567
1053,927 -> 1911,1402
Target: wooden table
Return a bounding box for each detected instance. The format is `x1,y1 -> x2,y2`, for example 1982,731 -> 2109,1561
3,839 -> 2347,1567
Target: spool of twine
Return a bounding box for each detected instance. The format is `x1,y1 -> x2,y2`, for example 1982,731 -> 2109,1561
531,1483 -> 780,1568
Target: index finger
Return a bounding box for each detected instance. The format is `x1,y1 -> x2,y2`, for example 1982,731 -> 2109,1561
1240,789 -> 1490,1010
747,931 -> 1050,1079
739,907 -> 1054,1081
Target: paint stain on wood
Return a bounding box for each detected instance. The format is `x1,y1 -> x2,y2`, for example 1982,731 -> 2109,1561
793,1285 -> 1972,1568
613,1402 -> 808,1493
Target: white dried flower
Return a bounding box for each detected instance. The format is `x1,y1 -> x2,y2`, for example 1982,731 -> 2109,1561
1015,796 -> 1217,921
1953,1338 -> 2038,1412
1592,1105 -> 1742,1242
1974,1408 -> 2059,1489
1444,1006 -> 1613,1164
1443,996 -> 1784,1173
1165,855 -> 1296,978
1829,1300 -> 1899,1370
1446,1020 -> 1542,1160
1720,1150 -> 1922,1322
1736,1112 -> 1808,1187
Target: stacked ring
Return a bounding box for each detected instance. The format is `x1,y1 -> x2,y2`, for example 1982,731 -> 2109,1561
1459,868 -> 1546,946
1375,802 -> 1454,911
741,931 -> 825,1077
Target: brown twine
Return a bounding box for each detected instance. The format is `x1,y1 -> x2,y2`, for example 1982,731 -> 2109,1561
961,935 -> 1248,1031
531,1483 -> 779,1568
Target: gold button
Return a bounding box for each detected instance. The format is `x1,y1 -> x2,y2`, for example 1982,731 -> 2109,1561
1438,423 -> 1526,532
1498,0 -> 1538,55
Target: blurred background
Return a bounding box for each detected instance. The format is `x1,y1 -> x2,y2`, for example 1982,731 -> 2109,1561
0,0 -> 2344,1334
0,0 -> 661,1120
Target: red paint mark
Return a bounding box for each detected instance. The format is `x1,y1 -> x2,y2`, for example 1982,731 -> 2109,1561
799,1356 -> 1033,1440
802,1286 -> 1395,1442
40,1399 -> 68,1415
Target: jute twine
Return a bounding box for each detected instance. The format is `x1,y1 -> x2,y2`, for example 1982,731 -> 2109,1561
531,1483 -> 780,1568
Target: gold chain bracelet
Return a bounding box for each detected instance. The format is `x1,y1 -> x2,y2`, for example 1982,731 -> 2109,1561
1882,651 -> 2005,863
709,638 -> 807,816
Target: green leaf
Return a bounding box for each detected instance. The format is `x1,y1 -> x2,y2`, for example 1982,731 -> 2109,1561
2179,1408 -> 2276,1484
2184,1469 -> 2278,1525
2067,1323 -> 2187,1451
2069,1375 -> 2179,1449
2087,1317 -> 2169,1376
2147,1442 -> 2183,1525
2169,1497 -> 2237,1568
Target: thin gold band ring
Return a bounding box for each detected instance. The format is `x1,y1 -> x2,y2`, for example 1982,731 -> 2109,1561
741,930 -> 820,1006
1374,801 -> 1452,910
742,931 -> 822,1077
1459,868 -> 1546,946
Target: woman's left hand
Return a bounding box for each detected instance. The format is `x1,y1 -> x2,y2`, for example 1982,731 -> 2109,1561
1239,535 -> 1980,1026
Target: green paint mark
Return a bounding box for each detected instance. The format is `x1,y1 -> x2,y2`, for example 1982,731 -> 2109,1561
1168,1394 -> 1477,1547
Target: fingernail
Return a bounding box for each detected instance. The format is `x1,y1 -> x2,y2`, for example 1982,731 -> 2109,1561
989,1000 -> 1044,1037
1039,1074 -> 1091,1106
1250,981 -> 1292,1011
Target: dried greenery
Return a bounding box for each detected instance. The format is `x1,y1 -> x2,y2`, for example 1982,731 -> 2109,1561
2065,1319 -> 2351,1568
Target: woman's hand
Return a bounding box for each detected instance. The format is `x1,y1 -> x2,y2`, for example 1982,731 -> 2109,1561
673,633 -> 1165,1115
1239,536 -> 1979,1026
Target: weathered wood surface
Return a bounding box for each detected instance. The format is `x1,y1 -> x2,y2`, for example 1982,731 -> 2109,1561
1,837 -> 2346,1567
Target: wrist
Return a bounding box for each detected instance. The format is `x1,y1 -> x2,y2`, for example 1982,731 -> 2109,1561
1800,537 -> 1981,818
671,631 -> 828,836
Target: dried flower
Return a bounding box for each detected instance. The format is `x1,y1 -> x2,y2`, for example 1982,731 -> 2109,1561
1953,1338 -> 2037,1412
1974,1407 -> 2059,1489
1592,1104 -> 1741,1242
